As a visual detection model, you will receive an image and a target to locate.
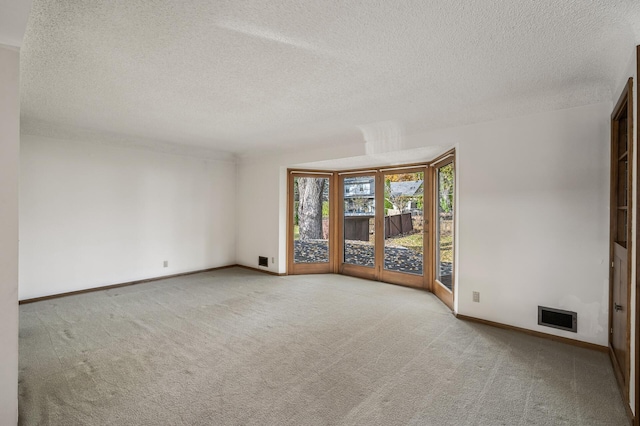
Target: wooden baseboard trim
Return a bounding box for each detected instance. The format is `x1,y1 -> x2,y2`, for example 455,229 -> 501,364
235,264 -> 287,276
609,346 -> 635,425
627,407 -> 635,426
627,402 -> 635,426
19,264 -> 238,304
455,314 -> 608,353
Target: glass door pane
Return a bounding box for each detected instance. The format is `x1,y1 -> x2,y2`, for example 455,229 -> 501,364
436,163 -> 454,289
383,172 -> 424,275
343,176 -> 376,267
293,176 -> 330,264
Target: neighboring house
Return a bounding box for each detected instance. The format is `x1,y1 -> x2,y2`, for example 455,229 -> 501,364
344,176 -> 376,215
388,180 -> 424,211
389,180 -> 423,198
344,178 -> 425,214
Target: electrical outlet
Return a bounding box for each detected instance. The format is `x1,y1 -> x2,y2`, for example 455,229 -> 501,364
473,291 -> 480,303
272,257 -> 275,264
163,260 -> 168,268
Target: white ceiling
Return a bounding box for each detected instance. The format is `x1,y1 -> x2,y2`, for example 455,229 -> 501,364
19,0 -> 640,155
0,0 -> 33,47
292,146 -> 449,171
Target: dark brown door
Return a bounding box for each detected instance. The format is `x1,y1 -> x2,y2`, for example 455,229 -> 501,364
610,78 -> 633,399
612,243 -> 628,372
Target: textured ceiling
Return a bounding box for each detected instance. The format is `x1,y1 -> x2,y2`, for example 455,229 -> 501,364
0,0 -> 34,47
20,0 -> 640,155
292,146 -> 449,171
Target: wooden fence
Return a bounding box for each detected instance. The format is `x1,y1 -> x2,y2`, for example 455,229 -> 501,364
385,213 -> 413,238
333,212 -> 418,242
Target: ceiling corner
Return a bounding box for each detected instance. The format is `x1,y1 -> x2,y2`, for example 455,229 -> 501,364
0,0 -> 33,47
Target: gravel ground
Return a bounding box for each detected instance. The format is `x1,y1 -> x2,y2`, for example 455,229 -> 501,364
294,240 -> 452,287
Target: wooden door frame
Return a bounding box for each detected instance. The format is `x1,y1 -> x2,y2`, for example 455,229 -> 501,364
635,45 -> 640,426
379,166 -> 429,289
338,171 -> 379,281
286,170 -> 336,274
610,76 -> 633,413
337,167 -> 432,290
430,150 -> 456,310
286,151 -> 457,312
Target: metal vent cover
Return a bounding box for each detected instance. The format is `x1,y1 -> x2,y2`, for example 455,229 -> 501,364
258,256 -> 268,267
538,306 -> 577,333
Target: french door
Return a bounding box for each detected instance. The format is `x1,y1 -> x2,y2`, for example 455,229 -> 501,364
287,151 -> 456,309
432,156 -> 456,310
339,172 -> 379,280
287,172 -> 335,274
338,167 -> 428,289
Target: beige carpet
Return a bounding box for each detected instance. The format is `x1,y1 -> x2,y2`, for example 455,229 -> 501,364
19,267 -> 627,425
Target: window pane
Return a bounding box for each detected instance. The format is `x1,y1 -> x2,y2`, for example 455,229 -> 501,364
343,176 -> 375,267
293,177 -> 329,263
383,172 -> 424,275
616,209 -> 627,246
618,117 -> 628,157
618,159 -> 628,207
436,163 -> 454,290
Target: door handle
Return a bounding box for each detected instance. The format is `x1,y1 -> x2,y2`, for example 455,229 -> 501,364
614,303 -> 623,312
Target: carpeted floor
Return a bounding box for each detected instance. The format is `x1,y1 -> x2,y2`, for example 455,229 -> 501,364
19,268 -> 627,425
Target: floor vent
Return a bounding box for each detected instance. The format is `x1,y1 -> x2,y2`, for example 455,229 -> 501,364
258,256 -> 268,267
538,306 -> 577,332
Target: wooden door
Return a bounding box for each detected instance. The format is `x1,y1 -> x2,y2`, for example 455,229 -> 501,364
289,157 -> 456,308
432,154 -> 456,310
612,243 -> 628,373
339,172 -> 379,281
379,168 -> 428,289
288,171 -> 335,274
338,169 -> 431,289
610,78 -> 633,399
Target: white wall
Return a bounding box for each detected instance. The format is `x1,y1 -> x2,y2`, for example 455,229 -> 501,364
421,103 -> 610,346
0,44 -> 20,425
238,102 -> 612,347
235,158 -> 286,273
19,135 -> 237,300
236,143 -> 365,273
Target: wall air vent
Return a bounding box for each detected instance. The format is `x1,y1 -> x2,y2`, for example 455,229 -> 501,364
258,256 -> 268,267
538,306 -> 577,333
